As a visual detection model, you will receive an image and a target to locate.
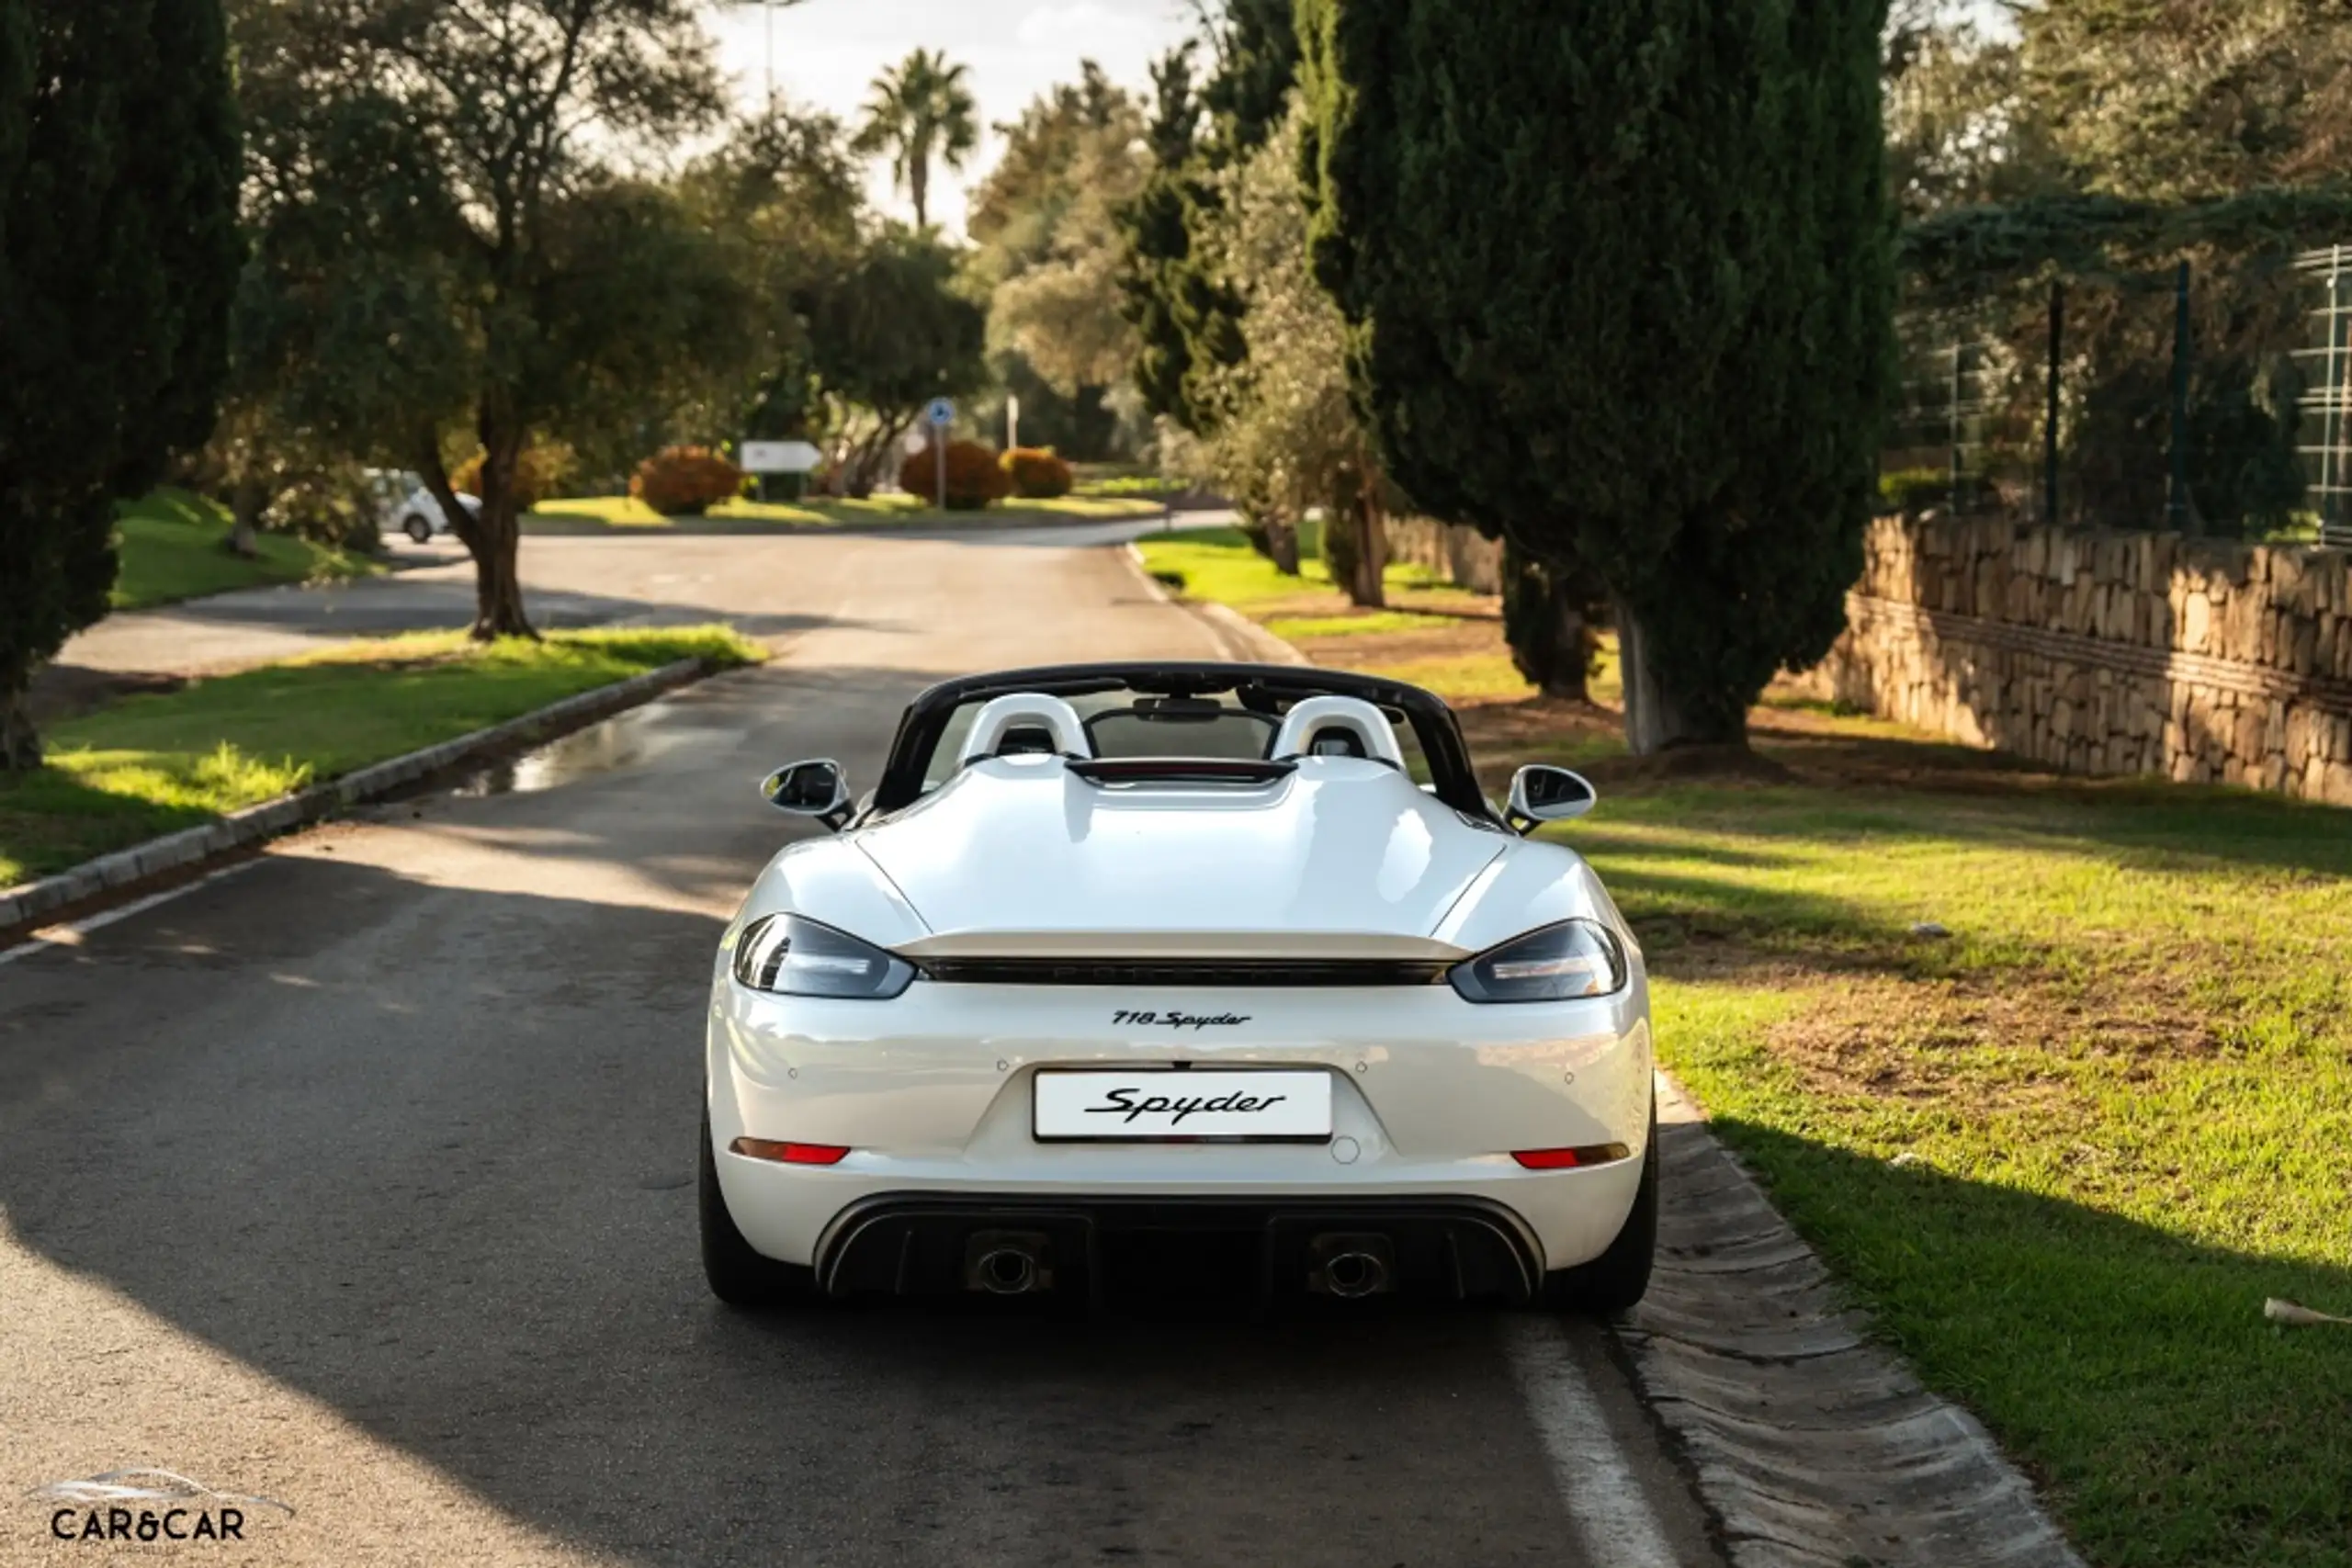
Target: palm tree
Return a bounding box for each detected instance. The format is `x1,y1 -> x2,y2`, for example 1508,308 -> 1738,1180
851,48 -> 978,230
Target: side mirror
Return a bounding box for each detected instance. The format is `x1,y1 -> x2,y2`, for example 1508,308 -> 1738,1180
761,759 -> 854,830
1506,765 -> 1596,834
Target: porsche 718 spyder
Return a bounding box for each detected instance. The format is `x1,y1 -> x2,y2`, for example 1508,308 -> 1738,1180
701,662 -> 1656,1313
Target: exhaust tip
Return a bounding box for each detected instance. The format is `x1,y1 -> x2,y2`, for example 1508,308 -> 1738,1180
1307,1232 -> 1396,1299
1323,1250 -> 1387,1299
964,1231 -> 1052,1295
977,1247 -> 1038,1295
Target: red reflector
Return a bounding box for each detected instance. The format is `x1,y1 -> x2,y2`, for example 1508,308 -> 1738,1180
729,1137 -> 851,1167
1511,1143 -> 1634,1170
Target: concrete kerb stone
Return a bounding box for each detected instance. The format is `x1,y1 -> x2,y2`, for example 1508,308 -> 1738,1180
1627,1073 -> 2087,1568
0,657 -> 707,937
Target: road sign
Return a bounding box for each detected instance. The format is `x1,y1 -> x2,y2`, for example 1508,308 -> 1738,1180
925,397 -> 956,430
739,440 -> 820,475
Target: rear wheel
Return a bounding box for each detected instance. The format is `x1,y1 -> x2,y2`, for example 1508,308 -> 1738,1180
698,1106 -> 820,1307
1542,1101 -> 1658,1316
401,514 -> 433,544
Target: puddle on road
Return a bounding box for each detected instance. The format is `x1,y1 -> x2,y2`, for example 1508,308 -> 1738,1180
449,702 -> 731,796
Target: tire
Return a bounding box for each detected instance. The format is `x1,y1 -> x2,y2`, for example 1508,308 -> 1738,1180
401,514 -> 433,544
1542,1100 -> 1659,1316
698,1105 -> 821,1307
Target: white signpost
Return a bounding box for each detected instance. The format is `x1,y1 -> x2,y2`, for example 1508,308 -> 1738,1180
738,439 -> 821,503
739,440 -> 820,476
925,398 -> 956,511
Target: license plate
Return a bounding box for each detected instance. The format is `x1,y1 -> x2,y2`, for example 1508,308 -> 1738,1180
1032,1070 -> 1332,1142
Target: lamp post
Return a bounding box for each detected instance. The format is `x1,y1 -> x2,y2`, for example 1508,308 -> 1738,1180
726,0 -> 797,101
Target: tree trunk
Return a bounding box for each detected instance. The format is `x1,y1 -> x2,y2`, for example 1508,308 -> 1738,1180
1613,593 -> 1746,754
1264,518 -> 1300,575
227,475 -> 266,559
1324,490 -> 1386,609
0,669 -> 41,772
1353,499 -> 1387,607
423,424 -> 534,641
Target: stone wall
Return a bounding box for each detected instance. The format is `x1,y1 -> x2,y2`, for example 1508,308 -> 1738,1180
1798,516 -> 2352,804
1385,516 -> 1503,593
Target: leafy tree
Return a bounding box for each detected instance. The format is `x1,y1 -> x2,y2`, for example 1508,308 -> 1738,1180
678,104 -> 863,460
1,0 -> 240,768
967,62 -> 1150,458
1176,99 -> 1385,597
233,0 -> 741,638
803,229 -> 989,496
1300,0 -> 1895,752
853,48 -> 978,230
1115,1 -> 1298,435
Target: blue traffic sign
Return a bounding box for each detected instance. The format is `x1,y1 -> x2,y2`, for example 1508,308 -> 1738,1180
925,398 -> 956,429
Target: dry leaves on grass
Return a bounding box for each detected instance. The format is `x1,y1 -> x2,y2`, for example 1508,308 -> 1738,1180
1734,966 -> 2221,1113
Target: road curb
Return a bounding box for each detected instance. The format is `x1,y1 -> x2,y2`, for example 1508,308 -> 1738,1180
1626,1074 -> 2086,1568
1121,543 -> 1309,667
0,657 -> 710,938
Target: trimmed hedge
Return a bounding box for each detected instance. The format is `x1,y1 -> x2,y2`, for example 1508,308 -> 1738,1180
899,440 -> 1012,511
1002,446 -> 1075,499
630,446 -> 743,516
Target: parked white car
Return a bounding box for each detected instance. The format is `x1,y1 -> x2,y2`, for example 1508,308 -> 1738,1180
394,484 -> 479,544
701,662 -> 1657,1314
366,469 -> 480,543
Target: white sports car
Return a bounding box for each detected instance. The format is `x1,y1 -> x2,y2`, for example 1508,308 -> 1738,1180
701,663 -> 1656,1313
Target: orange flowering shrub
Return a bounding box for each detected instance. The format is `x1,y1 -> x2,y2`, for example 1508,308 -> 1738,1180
630,446 -> 744,515
898,439 -> 1013,511
1001,446 -> 1074,499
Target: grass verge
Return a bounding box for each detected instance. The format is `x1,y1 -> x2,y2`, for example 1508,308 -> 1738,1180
1155,520 -> 2352,1566
113,489 -> 380,610
1,626 -> 763,889
529,493 -> 1163,529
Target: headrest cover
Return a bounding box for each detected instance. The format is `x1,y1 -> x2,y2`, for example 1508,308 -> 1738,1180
960,693 -> 1093,763
1268,695 -> 1406,767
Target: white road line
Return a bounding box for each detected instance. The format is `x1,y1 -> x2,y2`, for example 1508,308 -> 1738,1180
1501,1314 -> 1680,1567
0,860 -> 262,968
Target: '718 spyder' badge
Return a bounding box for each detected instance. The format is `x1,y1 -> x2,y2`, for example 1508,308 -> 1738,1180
1112,1009 -> 1251,1030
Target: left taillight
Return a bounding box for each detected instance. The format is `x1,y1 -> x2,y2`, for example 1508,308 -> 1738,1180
729,913 -> 915,999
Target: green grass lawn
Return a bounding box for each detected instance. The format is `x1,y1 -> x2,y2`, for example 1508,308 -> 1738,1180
1162,513 -> 2352,1564
1555,773 -> 2352,1568
113,488 -> 380,610
0,626 -> 762,889
528,492 -> 1164,529
1137,523 -> 1546,703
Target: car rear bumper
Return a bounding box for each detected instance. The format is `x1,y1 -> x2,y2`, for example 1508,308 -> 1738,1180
705,977 -> 1654,1274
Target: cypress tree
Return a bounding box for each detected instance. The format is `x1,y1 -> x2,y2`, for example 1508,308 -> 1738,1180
1299,0 -> 1894,751
0,0 -> 240,767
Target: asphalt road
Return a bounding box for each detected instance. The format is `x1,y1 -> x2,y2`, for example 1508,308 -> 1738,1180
52,517 -> 1204,682
1,531 -> 1721,1567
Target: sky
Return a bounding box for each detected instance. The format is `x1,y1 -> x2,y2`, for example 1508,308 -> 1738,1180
702,0 -> 1194,234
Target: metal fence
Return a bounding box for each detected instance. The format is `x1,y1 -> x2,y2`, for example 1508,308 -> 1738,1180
2294,246 -> 2352,547
1886,330 -> 2003,513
